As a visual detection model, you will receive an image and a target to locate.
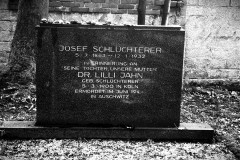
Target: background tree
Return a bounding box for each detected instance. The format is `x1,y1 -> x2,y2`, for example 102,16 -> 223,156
5,0 -> 49,84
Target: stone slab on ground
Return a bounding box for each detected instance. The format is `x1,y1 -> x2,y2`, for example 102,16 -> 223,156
0,121 -> 214,142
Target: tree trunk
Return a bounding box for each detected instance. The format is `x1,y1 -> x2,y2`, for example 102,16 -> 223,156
7,0 -> 48,84
161,0 -> 171,25
137,0 -> 146,25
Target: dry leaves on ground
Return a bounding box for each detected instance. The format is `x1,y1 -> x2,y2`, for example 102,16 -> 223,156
0,82 -> 239,159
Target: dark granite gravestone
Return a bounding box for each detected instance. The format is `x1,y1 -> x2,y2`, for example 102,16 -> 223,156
36,25 -> 185,128
0,24 -> 213,141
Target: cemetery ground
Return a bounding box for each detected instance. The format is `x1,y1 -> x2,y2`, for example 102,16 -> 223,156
0,81 -> 239,159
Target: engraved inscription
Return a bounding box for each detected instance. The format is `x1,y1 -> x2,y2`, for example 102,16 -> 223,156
59,45 -> 160,99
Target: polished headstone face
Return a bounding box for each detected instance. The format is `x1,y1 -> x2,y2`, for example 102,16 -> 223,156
36,25 -> 185,128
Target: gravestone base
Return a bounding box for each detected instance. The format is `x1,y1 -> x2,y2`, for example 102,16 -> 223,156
0,121 -> 214,142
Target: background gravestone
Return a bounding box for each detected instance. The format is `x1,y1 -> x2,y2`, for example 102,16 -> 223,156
36,25 -> 185,128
